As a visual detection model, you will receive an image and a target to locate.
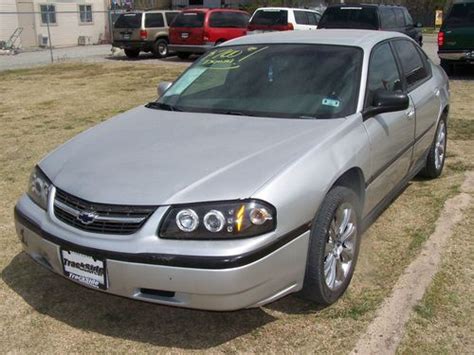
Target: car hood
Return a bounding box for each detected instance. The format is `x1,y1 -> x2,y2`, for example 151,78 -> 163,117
40,106 -> 346,205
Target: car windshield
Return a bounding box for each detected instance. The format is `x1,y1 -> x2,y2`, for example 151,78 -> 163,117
444,3 -> 474,28
155,44 -> 363,119
114,13 -> 142,28
171,12 -> 205,27
319,7 -> 379,30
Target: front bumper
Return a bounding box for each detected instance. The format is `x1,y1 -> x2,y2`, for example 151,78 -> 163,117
14,194 -> 310,311
168,43 -> 213,54
438,49 -> 474,62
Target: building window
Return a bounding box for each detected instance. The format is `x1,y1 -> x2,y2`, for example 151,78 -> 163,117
40,4 -> 56,24
79,5 -> 93,23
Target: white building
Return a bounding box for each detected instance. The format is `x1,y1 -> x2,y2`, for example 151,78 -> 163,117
1,0 -> 109,48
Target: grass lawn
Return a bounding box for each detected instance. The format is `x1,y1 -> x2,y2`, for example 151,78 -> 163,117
0,63 -> 473,353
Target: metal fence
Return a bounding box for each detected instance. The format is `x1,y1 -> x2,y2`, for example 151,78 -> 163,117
0,9 -> 128,60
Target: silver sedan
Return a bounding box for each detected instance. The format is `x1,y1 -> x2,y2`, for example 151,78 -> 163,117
15,30 -> 449,310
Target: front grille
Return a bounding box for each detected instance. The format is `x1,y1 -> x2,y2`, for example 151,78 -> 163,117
53,188 -> 157,235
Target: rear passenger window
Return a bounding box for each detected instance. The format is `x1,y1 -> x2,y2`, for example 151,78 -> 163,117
380,8 -> 397,28
366,42 -> 402,106
209,12 -> 249,28
294,11 -> 309,25
393,40 -> 429,89
145,13 -> 164,28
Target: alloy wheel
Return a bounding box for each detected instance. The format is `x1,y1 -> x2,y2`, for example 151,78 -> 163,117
324,202 -> 358,291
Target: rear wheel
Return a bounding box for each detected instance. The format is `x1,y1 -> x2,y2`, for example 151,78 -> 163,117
419,117 -> 447,179
124,49 -> 140,59
300,186 -> 361,306
177,52 -> 191,60
153,38 -> 168,58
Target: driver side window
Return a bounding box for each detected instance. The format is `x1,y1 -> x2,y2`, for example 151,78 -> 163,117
366,42 -> 402,107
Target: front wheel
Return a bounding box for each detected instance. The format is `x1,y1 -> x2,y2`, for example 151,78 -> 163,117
153,38 -> 168,58
419,118 -> 447,179
300,186 -> 361,306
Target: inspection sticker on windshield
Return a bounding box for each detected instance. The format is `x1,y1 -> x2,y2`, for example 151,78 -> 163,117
322,98 -> 340,108
61,249 -> 107,290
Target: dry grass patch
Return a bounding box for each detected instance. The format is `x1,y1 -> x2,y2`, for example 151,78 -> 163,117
0,64 -> 472,353
397,204 -> 474,354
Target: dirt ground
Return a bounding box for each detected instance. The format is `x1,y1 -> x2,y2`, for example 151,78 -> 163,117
0,63 -> 473,353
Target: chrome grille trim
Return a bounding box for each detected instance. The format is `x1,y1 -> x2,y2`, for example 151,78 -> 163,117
54,200 -> 147,224
53,188 -> 157,235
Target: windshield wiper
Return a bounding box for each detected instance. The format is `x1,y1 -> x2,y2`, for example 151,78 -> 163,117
145,101 -> 181,111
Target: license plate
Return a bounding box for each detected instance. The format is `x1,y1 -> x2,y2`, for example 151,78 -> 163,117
61,249 -> 107,290
181,32 -> 189,39
122,34 -> 130,40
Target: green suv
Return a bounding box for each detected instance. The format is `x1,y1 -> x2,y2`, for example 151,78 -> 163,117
438,0 -> 474,74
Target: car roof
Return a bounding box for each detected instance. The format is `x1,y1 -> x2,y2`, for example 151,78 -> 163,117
183,7 -> 248,13
254,7 -> 321,12
327,3 -> 406,8
225,29 -> 409,50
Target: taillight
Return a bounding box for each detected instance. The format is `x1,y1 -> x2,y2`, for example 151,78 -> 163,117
203,31 -> 210,41
438,31 -> 444,47
287,23 -> 294,31
140,30 -> 148,40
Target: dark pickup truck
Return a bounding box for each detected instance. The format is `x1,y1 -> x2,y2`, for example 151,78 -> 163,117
438,0 -> 474,75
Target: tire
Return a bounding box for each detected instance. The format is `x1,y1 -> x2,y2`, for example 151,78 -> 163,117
177,52 -> 191,60
440,59 -> 453,76
153,38 -> 168,59
300,186 -> 362,306
124,49 -> 140,59
419,117 -> 447,179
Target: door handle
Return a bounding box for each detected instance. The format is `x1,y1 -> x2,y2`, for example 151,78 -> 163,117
434,88 -> 441,97
406,110 -> 415,120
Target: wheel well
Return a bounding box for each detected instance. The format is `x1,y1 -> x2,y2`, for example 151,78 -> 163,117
155,36 -> 168,43
333,168 -> 366,209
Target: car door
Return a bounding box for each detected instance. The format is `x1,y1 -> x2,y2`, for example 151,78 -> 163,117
305,11 -> 319,30
363,41 -> 416,215
392,39 -> 440,168
145,12 -> 166,40
293,10 -> 311,30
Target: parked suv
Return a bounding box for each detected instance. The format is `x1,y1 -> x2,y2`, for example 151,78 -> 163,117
113,10 -> 179,59
169,8 -> 250,59
318,4 -> 423,45
438,0 -> 474,75
248,7 -> 322,33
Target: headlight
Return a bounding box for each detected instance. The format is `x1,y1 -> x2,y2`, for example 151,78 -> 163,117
27,166 -> 52,210
159,200 -> 276,239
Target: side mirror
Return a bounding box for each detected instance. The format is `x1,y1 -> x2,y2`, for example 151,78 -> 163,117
362,90 -> 409,120
157,81 -> 172,97
415,22 -> 423,28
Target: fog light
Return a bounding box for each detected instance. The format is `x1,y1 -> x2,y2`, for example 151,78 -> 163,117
203,210 -> 225,232
249,207 -> 272,225
176,209 -> 199,232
